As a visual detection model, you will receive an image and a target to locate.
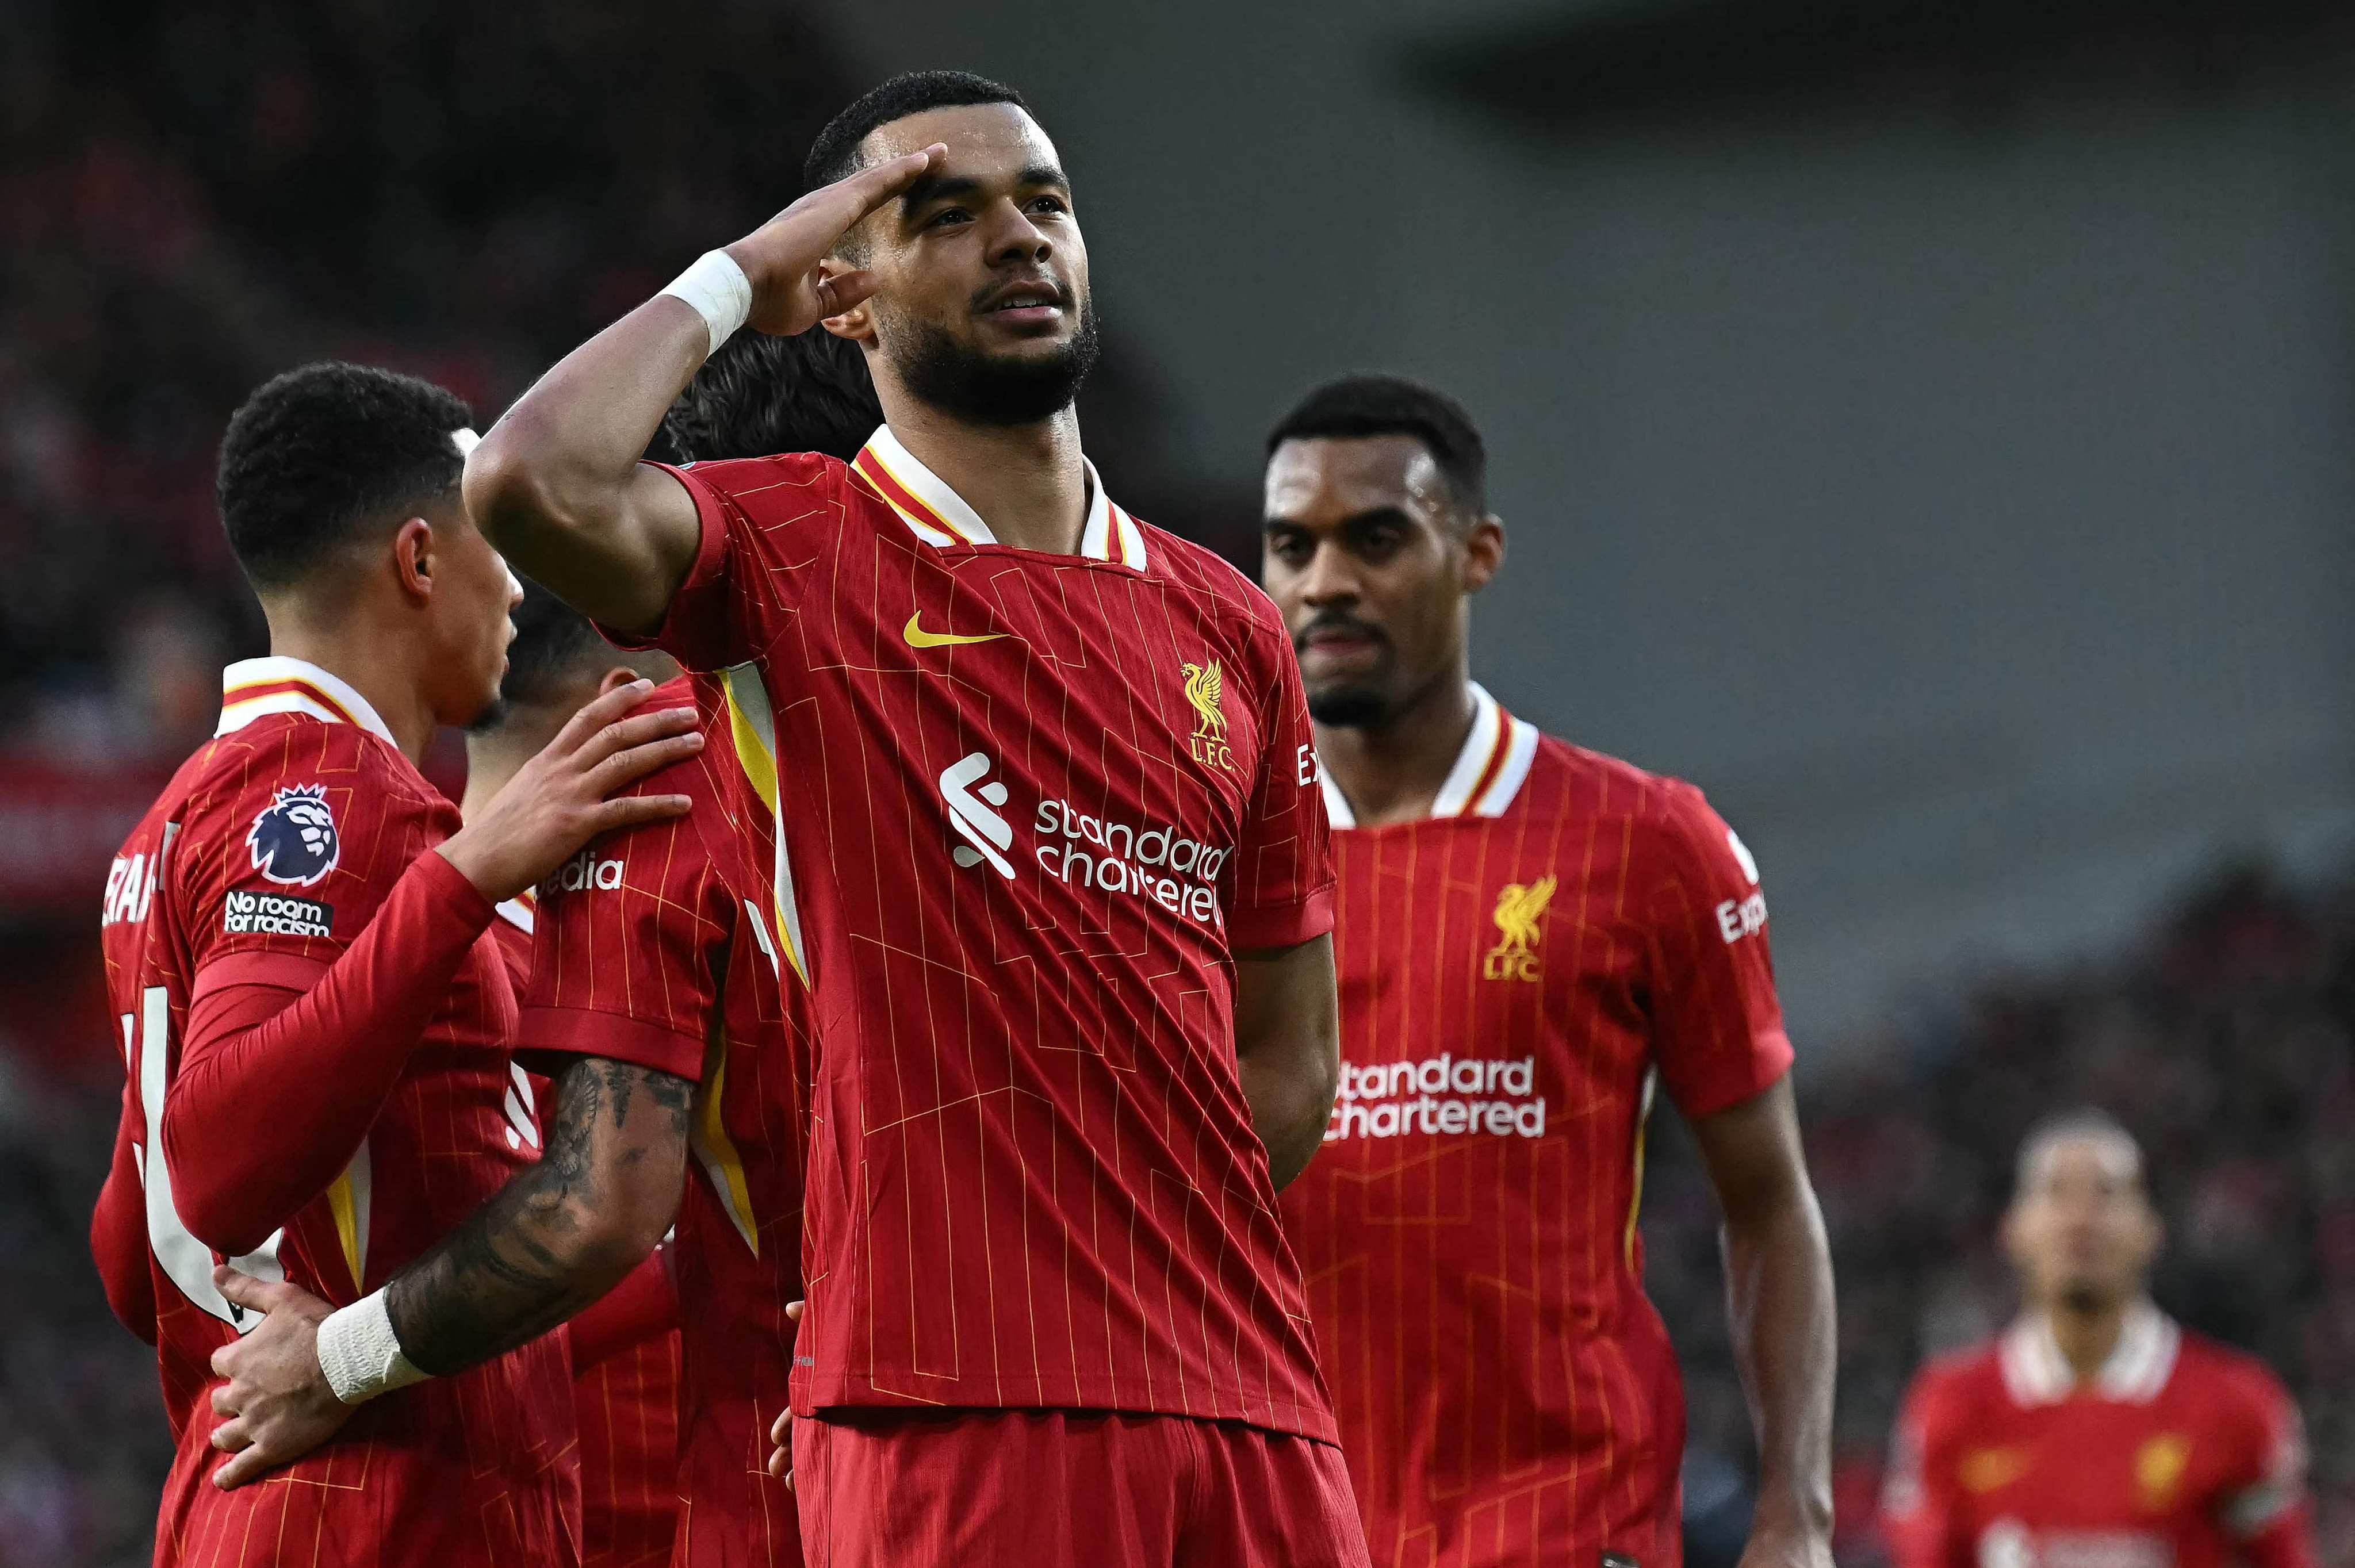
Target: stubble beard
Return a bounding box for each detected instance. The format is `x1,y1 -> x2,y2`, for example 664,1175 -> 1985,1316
884,297 -> 1103,428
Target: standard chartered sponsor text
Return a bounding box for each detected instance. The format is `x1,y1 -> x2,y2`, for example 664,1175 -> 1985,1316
1327,1052 -> 1548,1141
1033,798 -> 1229,926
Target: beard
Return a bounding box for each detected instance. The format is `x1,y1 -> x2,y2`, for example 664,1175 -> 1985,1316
1307,687 -> 1389,729
886,296 -> 1102,427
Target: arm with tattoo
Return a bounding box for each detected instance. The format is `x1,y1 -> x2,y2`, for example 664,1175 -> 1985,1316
386,1054 -> 693,1374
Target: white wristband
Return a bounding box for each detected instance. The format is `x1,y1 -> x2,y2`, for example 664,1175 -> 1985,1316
315,1289 -> 431,1406
660,250 -> 753,357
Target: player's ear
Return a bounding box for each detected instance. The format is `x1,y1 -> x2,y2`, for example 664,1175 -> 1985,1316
1461,515 -> 1505,595
817,259 -> 878,344
391,517 -> 435,604
596,666 -> 641,699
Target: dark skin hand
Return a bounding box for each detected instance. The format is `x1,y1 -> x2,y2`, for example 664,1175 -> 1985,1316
204,1054 -> 693,1488
1691,1075 -> 1837,1567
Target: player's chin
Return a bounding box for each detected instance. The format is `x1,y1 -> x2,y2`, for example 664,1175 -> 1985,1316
1305,682 -> 1390,729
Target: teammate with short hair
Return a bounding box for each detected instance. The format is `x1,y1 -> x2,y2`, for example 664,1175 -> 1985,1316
88,361 -> 700,1566
1262,373 -> 1837,1568
459,68 -> 1362,1567
462,585 -> 685,1568
1882,1111 -> 2316,1568
206,339 -> 893,1565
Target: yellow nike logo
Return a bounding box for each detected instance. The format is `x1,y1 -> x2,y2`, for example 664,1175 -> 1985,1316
903,611 -> 1006,649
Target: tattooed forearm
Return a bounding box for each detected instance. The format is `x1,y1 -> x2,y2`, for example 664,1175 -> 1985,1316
384,1055 -> 692,1375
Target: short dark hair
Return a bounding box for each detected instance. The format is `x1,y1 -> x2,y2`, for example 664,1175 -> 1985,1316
1265,373 -> 1488,514
803,70 -> 1029,191
217,362 -> 472,593
663,328 -> 883,463
500,580 -> 616,709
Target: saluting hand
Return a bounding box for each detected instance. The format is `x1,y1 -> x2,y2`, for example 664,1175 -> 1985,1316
437,678 -> 701,903
723,144 -> 947,338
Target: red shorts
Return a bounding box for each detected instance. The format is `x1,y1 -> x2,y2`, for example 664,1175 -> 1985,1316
792,1408 -> 1369,1568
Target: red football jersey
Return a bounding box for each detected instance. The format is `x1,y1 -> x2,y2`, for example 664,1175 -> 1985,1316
495,892 -> 684,1568
1279,685 -> 1793,1568
523,673 -> 808,1568
625,430 -> 1338,1438
1883,1306 -> 2315,1568
100,657 -> 577,1567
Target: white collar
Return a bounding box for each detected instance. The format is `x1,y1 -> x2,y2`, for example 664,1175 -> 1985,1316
1319,683 -> 1540,830
2000,1301 -> 2179,1406
851,424 -> 1147,569
217,656 -> 398,746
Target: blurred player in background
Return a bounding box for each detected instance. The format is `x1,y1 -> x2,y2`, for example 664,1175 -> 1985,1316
206,332 -> 880,1566
462,584 -> 683,1568
1883,1111 -> 2315,1568
87,362 -> 699,1566
461,69 -> 1362,1567
1262,374 -> 1836,1568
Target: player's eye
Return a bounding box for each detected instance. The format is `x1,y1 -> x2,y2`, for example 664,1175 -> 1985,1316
927,208 -> 972,229
1028,195 -> 1069,217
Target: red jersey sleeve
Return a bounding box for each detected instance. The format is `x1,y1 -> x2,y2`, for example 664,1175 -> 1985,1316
521,710 -> 732,1083
2218,1360 -> 2317,1568
607,457 -> 836,673
1223,615 -> 1335,950
1881,1364 -> 1973,1568
90,1080 -> 157,1344
1638,781 -> 1793,1117
160,730 -> 496,1253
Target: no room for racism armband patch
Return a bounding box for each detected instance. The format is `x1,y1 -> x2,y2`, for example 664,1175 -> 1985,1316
223,889 -> 333,940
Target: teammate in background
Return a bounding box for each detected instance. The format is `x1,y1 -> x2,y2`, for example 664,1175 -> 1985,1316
1262,374 -> 1837,1568
1882,1112 -> 2315,1568
458,68 -> 1361,1566
86,362 -> 700,1566
205,344 -> 880,1564
462,584 -> 684,1568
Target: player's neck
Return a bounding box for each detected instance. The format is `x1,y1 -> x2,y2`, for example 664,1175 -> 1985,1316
459,738 -> 530,823
1315,663 -> 1479,829
262,615 -> 437,764
882,398 -> 1090,556
2045,1293 -> 2138,1385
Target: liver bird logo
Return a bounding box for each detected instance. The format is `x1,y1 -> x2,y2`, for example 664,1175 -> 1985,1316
1490,876 -> 1556,953
247,784 -> 340,887
1181,660 -> 1227,741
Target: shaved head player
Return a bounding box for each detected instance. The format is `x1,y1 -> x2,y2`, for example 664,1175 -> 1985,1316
455,71 -> 1364,1567
1262,375 -> 1838,1568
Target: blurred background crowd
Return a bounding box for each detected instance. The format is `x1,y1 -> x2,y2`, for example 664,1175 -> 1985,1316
6,1 -> 2350,1563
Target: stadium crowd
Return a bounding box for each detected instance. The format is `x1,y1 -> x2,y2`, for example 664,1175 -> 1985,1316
3,5 -> 2346,1565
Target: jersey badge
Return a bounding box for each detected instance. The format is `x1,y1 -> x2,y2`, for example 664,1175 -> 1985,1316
247,784 -> 339,887
2135,1432 -> 2191,1510
1483,875 -> 1556,982
1960,1445 -> 2032,1493
1181,659 -> 1235,772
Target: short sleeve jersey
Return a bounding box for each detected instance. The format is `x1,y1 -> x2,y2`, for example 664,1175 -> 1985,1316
99,657 -> 577,1568
1883,1308 -> 2315,1568
1278,685 -> 1793,1567
523,673 -> 809,1568
621,429 -> 1338,1439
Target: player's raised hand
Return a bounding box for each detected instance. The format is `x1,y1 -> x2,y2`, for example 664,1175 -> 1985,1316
206,1268 -> 349,1489
436,678 -> 700,902
723,143 -> 947,337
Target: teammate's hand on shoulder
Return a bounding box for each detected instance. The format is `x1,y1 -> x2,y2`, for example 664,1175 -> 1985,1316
206,1268 -> 348,1489
438,678 -> 700,902
724,143 -> 945,337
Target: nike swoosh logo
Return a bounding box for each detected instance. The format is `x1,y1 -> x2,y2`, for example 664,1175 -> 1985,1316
903,612 -> 1007,649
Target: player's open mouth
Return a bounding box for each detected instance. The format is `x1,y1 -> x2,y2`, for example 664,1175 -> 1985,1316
979,282 -> 1067,328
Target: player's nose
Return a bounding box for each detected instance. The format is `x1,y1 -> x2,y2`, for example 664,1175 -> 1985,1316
1296,540 -> 1362,605
982,201 -> 1054,269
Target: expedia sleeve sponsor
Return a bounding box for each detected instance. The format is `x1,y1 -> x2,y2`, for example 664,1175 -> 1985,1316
222,890 -> 334,939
